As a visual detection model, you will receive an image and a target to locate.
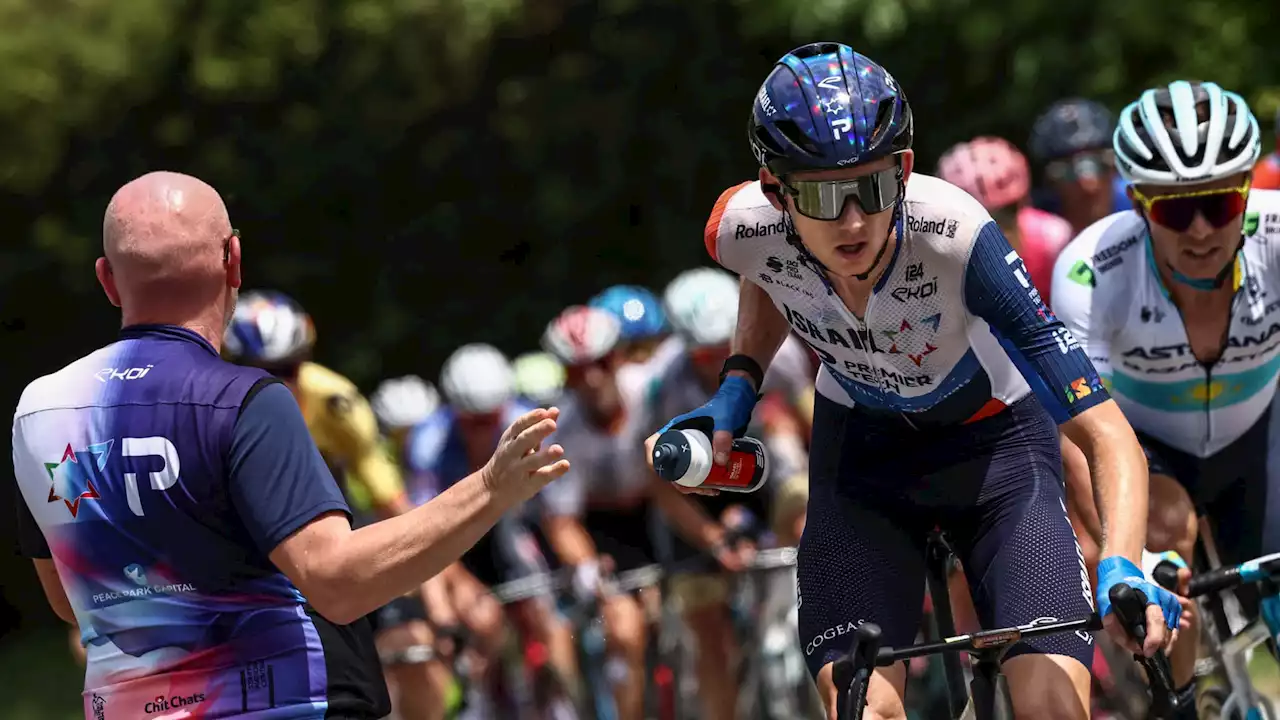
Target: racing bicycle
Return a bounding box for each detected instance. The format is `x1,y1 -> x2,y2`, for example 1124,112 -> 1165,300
1153,548 -> 1280,720
832,530 -> 1179,719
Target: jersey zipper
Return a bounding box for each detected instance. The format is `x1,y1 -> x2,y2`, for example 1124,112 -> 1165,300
790,208 -> 914,427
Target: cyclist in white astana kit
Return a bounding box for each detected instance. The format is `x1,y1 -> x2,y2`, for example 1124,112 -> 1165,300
1052,80 -> 1279,701
649,41 -> 1181,720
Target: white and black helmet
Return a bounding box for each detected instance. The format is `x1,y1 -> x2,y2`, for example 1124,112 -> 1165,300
1114,81 -> 1260,185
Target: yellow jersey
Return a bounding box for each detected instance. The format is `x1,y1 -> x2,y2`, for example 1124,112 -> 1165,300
295,361 -> 405,516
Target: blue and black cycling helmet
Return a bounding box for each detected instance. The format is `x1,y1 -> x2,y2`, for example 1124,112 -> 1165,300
1028,99 -> 1114,162
223,290 -> 316,369
748,42 -> 913,177
588,285 -> 669,341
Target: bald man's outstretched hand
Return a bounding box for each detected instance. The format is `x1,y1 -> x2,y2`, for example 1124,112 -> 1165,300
482,407 -> 570,500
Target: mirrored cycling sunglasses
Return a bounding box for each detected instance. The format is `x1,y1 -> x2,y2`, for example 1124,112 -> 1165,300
1045,150 -> 1115,183
1131,179 -> 1251,232
779,161 -> 903,221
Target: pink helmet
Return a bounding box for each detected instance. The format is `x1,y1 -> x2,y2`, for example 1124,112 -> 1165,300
541,306 -> 622,366
936,137 -> 1031,210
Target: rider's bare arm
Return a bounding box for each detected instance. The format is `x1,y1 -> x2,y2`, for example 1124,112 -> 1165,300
543,514 -> 599,567
1061,402 -> 1149,564
728,279 -> 792,391
421,572 -> 458,628
648,476 -> 727,550
963,221 -> 1146,566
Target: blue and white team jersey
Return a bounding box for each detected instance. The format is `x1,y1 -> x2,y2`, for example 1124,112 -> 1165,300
1052,191 -> 1280,457
402,401 -> 534,507
705,175 -> 1109,426
11,325 -> 387,719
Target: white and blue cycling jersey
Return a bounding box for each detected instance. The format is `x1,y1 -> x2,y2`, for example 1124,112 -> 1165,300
1052,191 -> 1280,458
704,175 -> 1109,426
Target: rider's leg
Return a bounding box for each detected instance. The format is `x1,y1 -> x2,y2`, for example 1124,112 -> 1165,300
375,617 -> 451,720
799,395 -> 932,720
497,518 -> 581,690
947,400 -> 1095,720
1002,655 -> 1091,720
815,661 -> 908,720
1145,471 -> 1199,687
671,575 -> 739,720
449,567 -> 509,693
771,472 -> 809,547
601,592 -> 648,720
507,598 -> 580,693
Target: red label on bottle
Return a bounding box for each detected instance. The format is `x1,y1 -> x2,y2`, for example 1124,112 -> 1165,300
705,449 -> 759,489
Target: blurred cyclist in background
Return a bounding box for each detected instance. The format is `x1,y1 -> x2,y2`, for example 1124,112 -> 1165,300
658,267 -> 815,543
368,374 -> 458,720
402,343 -> 578,718
1030,98 -> 1133,235
223,291 -> 441,718
1253,106 -> 1280,189
373,374 -> 440,453
588,284 -> 672,364
513,350 -> 567,407
636,266 -> 816,720
539,305 -> 738,720
938,136 -> 1074,305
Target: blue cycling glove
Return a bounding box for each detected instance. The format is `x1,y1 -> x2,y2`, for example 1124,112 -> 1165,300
1096,556 -> 1181,630
658,375 -> 758,446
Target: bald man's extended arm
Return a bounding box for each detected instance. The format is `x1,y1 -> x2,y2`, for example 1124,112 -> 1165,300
229,382 -> 559,624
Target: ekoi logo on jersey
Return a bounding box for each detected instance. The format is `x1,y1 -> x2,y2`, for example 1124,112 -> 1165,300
44,441 -> 112,517
1065,376 -> 1105,404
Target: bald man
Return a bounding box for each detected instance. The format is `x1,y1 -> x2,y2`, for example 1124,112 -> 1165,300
10,171 -> 570,719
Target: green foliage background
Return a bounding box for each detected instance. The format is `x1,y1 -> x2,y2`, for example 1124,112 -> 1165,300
0,0 -> 1277,711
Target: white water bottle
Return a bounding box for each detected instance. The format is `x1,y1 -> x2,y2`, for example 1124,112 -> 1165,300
651,428 -> 769,493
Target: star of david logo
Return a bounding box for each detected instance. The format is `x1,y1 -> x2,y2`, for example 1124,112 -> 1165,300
44,441 -> 113,518
821,98 -> 844,116
880,314 -> 943,367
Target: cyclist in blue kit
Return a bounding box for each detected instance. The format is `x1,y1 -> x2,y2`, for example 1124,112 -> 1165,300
652,43 -> 1181,720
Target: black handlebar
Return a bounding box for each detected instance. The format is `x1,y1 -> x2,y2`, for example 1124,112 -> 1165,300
1109,584 -> 1179,717
1154,560 -> 1239,598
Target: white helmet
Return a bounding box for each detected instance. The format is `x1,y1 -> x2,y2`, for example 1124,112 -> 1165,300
440,344 -> 514,414
1114,81 -> 1261,185
541,306 -> 621,365
513,352 -> 566,405
371,375 -> 440,430
663,267 -> 740,347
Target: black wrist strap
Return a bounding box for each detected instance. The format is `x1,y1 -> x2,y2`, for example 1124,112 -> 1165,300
719,354 -> 764,392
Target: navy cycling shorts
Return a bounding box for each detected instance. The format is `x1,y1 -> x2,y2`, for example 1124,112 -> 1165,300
1138,404 -> 1280,570
797,394 -> 1095,678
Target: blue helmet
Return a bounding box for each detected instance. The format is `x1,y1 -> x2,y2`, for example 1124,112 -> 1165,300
223,290 -> 316,368
749,42 -> 912,176
588,285 -> 669,341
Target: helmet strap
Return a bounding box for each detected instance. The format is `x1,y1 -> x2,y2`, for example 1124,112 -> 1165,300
853,176 -> 906,281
